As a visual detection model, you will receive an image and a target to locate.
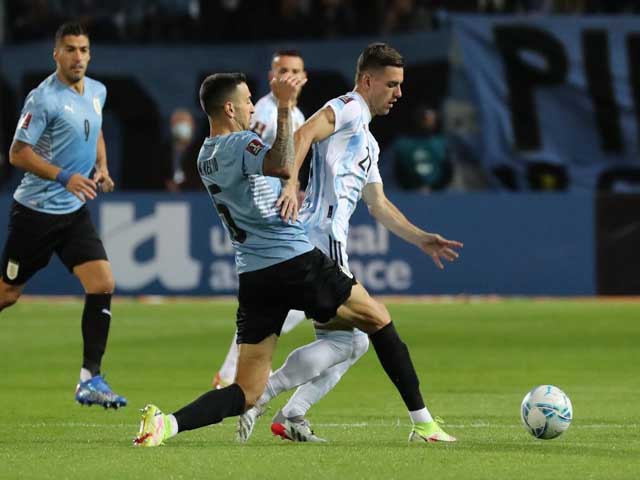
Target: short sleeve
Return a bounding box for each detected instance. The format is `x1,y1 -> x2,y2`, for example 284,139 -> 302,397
100,83 -> 107,108
13,90 -> 51,146
366,160 -> 383,185
240,132 -> 269,176
325,95 -> 362,134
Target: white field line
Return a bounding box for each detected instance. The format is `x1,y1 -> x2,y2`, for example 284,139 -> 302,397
7,422 -> 638,429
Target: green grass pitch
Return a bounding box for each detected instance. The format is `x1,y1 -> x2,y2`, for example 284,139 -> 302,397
0,298 -> 638,479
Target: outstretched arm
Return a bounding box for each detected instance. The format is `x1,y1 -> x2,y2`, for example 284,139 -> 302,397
277,106 -> 336,221
362,182 -> 463,269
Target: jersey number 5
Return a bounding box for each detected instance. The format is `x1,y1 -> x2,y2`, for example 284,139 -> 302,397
207,184 -> 247,243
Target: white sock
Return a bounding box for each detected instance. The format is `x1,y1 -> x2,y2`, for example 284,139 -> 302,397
166,414 -> 179,437
261,329 -> 355,406
282,329 -> 369,418
79,368 -> 93,382
409,407 -> 433,424
218,332 -> 239,384
280,310 -> 306,334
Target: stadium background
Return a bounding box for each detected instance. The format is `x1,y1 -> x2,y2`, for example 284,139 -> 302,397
1,1 -> 639,297
0,3 -> 639,479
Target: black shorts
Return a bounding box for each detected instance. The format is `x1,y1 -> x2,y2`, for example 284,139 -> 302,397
235,248 -> 356,344
1,201 -> 108,285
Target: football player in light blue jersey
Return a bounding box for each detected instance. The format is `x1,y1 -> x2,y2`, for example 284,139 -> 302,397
241,43 -> 463,444
197,88 -> 313,273
134,70 -> 459,448
213,50 -> 309,390
0,23 -> 126,409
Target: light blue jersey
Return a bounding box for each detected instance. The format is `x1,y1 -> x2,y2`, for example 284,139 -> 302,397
197,131 -> 314,274
13,73 -> 106,214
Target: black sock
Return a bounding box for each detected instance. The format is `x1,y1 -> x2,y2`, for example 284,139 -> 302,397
173,383 -> 246,432
81,293 -> 112,376
369,322 -> 425,411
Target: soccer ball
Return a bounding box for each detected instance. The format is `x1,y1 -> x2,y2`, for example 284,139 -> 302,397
520,385 -> 573,439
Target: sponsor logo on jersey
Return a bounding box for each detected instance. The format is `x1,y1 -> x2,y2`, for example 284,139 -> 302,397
246,138 -> 265,156
6,259 -> 19,281
93,97 -> 102,116
338,95 -> 354,104
19,112 -> 33,130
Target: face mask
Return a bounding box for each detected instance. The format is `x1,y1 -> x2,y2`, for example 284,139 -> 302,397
172,122 -> 193,141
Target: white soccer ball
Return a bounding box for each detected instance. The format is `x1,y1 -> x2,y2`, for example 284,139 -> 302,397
520,385 -> 573,440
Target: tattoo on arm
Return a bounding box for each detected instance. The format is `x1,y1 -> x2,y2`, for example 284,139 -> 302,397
271,106 -> 294,172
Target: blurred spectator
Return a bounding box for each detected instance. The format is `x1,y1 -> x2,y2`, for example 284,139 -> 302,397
0,0 -> 6,44
265,0 -> 312,40
6,0 -> 61,43
382,0 -> 434,34
163,109 -> 201,192
308,0 -> 357,39
392,105 -> 453,191
5,0 -> 638,44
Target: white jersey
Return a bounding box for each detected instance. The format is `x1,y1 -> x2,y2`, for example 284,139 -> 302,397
251,92 -> 305,145
299,91 -> 382,271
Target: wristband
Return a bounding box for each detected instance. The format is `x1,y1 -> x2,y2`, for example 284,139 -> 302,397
55,169 -> 73,187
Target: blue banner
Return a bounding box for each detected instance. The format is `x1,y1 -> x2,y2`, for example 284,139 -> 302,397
0,193 -> 595,296
453,16 -> 640,190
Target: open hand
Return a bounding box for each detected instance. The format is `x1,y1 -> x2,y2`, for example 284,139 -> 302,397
276,181 -> 300,223
418,233 -> 463,269
66,174 -> 97,201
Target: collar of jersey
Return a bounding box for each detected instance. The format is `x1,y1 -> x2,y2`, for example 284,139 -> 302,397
53,72 -> 87,98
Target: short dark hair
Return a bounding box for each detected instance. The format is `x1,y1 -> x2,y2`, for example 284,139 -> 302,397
355,43 -> 404,80
199,73 -> 247,116
54,22 -> 89,45
272,49 -> 302,61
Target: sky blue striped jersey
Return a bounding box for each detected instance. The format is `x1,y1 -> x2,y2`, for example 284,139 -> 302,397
13,73 -> 106,214
300,91 -> 382,249
197,131 -> 313,274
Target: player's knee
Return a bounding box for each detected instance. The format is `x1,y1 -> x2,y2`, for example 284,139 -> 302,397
316,329 -> 354,363
287,348 -> 327,379
351,332 -> 370,361
88,276 -> 115,294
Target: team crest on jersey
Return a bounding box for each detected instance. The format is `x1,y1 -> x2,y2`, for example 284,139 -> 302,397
6,259 -> 19,281
19,112 -> 33,130
93,97 -> 102,116
246,138 -> 265,156
338,95 -> 354,105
